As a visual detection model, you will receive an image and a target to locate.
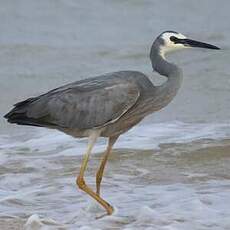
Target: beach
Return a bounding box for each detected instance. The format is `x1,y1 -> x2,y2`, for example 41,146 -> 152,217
0,0 -> 230,229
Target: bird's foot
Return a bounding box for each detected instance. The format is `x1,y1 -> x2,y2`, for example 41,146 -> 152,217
95,205 -> 114,219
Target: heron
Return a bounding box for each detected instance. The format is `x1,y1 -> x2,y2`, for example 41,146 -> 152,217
4,31 -> 220,216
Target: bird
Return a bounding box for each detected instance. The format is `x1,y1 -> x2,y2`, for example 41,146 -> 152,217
4,31 -> 220,216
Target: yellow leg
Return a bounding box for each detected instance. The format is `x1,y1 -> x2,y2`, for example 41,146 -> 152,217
76,131 -> 114,215
96,136 -> 119,195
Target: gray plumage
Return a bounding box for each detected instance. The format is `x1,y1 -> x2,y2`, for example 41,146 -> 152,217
4,31 -> 219,139
4,31 -> 220,215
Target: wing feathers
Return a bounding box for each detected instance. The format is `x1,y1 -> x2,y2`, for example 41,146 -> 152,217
5,79 -> 140,130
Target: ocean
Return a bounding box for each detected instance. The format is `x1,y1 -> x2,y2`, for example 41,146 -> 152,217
0,0 -> 230,229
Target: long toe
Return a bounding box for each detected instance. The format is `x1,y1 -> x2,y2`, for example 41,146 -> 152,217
107,204 -> 114,215
96,205 -> 114,219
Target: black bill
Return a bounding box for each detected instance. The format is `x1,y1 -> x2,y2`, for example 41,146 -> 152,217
170,36 -> 220,50
182,39 -> 220,50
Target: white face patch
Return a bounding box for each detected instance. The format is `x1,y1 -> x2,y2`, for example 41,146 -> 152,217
159,32 -> 187,57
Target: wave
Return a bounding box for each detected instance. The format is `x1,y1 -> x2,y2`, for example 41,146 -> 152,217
1,121 -> 230,156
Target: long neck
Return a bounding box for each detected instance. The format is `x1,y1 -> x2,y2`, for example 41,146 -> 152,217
122,44 -> 184,120
149,45 -> 183,110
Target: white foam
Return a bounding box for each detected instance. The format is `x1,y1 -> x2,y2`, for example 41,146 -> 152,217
19,181 -> 230,230
1,121 -> 230,229
1,122 -> 230,156
24,214 -> 65,230
24,214 -> 43,230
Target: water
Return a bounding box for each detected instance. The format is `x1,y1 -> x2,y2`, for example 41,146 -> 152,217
0,0 -> 230,229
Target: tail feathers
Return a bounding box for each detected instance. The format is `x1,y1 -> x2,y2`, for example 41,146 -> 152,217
4,112 -> 43,127
4,97 -> 54,128
13,97 -> 37,107
4,97 -> 34,120
4,97 -> 36,119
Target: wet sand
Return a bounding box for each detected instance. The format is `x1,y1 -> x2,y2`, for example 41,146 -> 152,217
1,0 -> 230,229
0,219 -> 24,230
1,138 -> 230,229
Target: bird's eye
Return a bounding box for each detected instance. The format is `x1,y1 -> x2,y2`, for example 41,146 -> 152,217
170,36 -> 178,43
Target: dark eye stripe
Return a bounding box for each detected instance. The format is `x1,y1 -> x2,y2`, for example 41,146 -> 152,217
170,36 -> 181,43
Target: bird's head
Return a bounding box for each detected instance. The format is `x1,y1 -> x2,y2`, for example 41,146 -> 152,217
155,31 -> 220,57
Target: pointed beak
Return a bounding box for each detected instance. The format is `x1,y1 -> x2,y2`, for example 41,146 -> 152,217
180,38 -> 220,50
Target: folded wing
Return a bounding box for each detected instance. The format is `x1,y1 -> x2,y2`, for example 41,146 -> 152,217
5,77 -> 140,130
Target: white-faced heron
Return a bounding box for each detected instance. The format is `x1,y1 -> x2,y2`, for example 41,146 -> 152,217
4,31 -> 220,216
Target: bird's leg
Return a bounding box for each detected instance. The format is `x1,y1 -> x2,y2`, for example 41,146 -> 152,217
96,136 -> 119,195
76,131 -> 114,215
